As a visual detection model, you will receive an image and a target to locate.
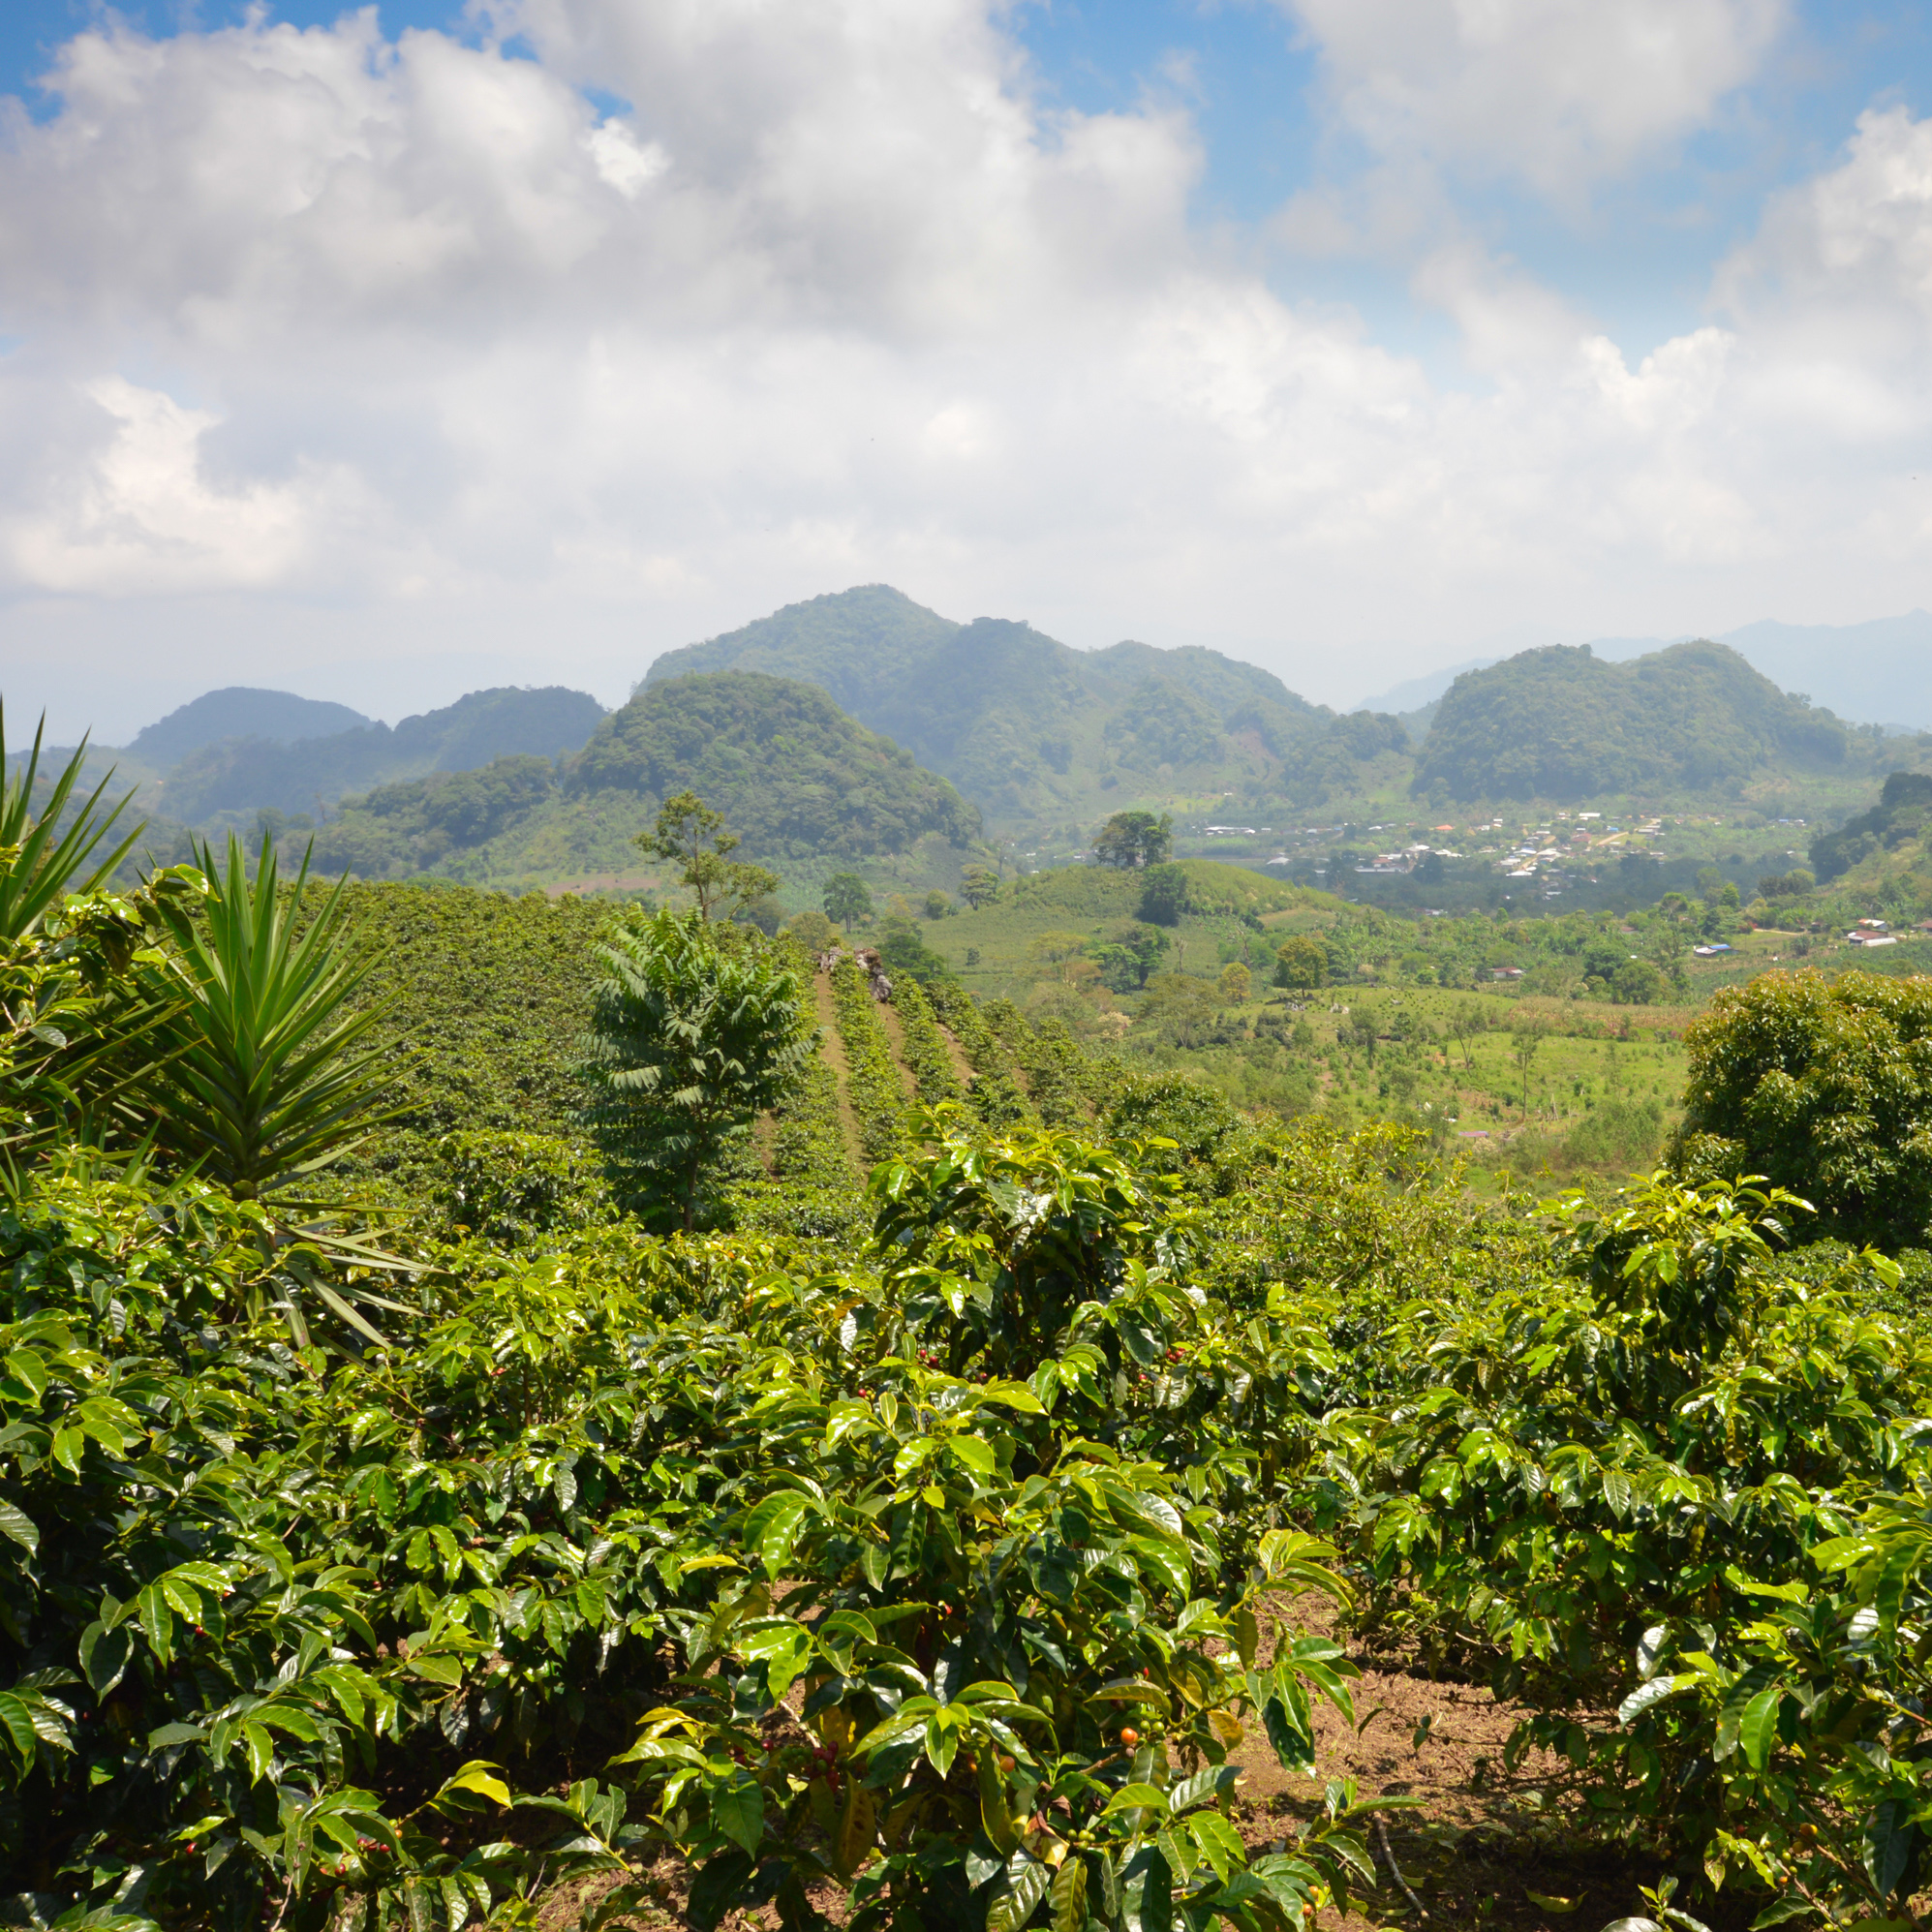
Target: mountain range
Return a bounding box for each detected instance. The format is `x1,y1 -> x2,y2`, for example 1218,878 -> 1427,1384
14,584 -> 1928,900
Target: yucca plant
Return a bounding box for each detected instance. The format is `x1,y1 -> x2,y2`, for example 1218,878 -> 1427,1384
0,704 -> 142,940
139,833 -> 401,1200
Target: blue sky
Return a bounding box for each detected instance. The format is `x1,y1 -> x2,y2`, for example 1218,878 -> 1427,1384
2,0 -> 1930,736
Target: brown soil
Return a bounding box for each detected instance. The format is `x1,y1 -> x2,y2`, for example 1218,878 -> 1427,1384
808,967 -> 867,1170
870,1001 -> 918,1106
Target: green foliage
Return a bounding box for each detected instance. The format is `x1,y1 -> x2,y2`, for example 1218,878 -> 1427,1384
574,672 -> 980,858
1562,1095 -> 1663,1172
1094,812 -> 1173,871
0,711 -> 141,945
890,978 -> 963,1106
830,957 -> 909,1166
632,788 -> 780,922
1308,1175 -> 1931,1922
959,864 -> 1000,910
1135,863 -> 1189,928
317,883 -> 613,1202
580,911 -> 815,1231
928,984 -> 1035,1129
439,1128 -> 605,1243
1414,640 -> 1855,803
824,873 -> 874,926
874,916 -> 953,988
139,836 -> 401,1202
1273,935 -> 1328,989
162,686 -> 603,822
1676,967 -> 1932,1248
1810,769 -> 1932,881
311,754 -> 561,880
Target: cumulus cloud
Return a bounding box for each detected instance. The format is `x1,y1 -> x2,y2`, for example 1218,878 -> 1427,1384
0,0 -> 1924,737
1275,0 -> 1787,199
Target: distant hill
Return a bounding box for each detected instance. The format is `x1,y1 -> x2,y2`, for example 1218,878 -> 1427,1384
156,686 -> 607,820
1585,611 -> 1932,733
132,688 -> 371,764
644,586 -> 1407,822
312,671 -> 979,883
1413,641 -> 1859,802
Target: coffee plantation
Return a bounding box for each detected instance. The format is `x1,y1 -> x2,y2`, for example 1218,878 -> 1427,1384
9,740 -> 1932,1932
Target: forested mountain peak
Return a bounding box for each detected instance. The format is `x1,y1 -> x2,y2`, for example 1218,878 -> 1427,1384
1413,638 -> 1855,802
643,584 -> 1384,823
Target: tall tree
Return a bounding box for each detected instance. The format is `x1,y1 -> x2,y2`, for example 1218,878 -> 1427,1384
1092,811 -> 1172,870
1273,935 -> 1329,989
823,873 -> 874,927
633,789 -> 779,922
959,864 -> 1000,910
579,911 -> 814,1232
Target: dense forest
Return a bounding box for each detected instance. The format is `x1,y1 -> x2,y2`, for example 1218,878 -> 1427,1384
11,715 -> 1932,1932
1413,642 -> 1857,802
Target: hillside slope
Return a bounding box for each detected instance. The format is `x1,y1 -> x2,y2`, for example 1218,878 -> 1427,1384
1414,641 -> 1858,802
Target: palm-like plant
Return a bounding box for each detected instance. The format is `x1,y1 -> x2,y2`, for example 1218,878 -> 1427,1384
141,834 -> 401,1201
0,705 -> 142,939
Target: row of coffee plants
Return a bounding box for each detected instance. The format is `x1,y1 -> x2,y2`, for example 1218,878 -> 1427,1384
927,983 -> 1035,1129
886,977 -> 964,1107
830,957 -> 911,1165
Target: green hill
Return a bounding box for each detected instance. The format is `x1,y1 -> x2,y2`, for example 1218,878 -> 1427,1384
1413,641 -> 1859,803
644,586 -> 1408,826
312,670 -> 980,885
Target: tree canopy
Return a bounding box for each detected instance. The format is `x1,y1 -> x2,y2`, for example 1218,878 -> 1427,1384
1093,810 -> 1172,870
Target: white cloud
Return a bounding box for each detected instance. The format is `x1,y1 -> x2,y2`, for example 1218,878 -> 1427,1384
0,0 -> 1925,739
1276,0 -> 1786,199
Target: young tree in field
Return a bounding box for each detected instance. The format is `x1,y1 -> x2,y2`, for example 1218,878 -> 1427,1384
633,789 -> 779,922
579,910 -> 815,1232
1218,961 -> 1251,1004
1028,931 -> 1089,981
1093,810 -> 1172,870
1273,935 -> 1329,989
1445,1002 -> 1483,1068
823,872 -> 874,928
1510,1019 -> 1547,1119
959,864 -> 1000,910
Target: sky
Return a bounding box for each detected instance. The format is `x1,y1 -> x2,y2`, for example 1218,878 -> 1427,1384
1,0 -> 1929,741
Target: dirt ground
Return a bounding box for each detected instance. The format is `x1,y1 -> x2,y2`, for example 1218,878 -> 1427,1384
537,1598 -> 1716,1932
